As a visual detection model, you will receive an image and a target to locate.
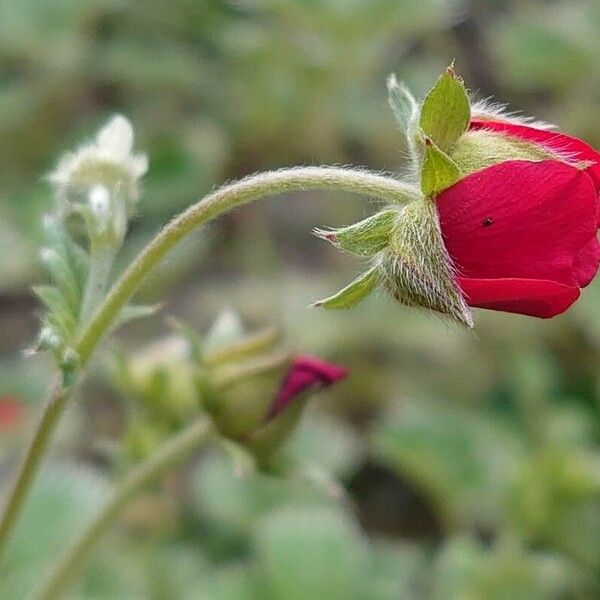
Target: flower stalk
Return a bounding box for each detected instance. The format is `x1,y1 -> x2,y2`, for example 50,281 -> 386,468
5,60 -> 598,590
0,165 -> 416,564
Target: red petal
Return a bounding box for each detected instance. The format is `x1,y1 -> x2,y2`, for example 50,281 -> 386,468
470,118 -> 600,191
458,277 -> 580,318
267,355 -> 348,420
573,235 -> 600,287
437,160 -> 599,288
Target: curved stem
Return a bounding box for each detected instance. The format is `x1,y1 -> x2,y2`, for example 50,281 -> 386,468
0,166 -> 413,565
77,167 -> 416,363
0,385 -> 69,563
34,416 -> 213,600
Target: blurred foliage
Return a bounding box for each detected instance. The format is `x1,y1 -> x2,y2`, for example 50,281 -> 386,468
2,0 -> 600,598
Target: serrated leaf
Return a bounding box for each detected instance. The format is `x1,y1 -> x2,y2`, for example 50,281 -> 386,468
387,73 -> 418,134
312,267 -> 379,310
421,139 -> 461,198
380,200 -> 473,327
420,64 -> 470,152
314,210 -> 398,257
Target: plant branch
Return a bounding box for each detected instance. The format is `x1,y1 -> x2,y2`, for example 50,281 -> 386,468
34,416 -> 213,600
77,167 -> 416,363
0,165 -> 413,566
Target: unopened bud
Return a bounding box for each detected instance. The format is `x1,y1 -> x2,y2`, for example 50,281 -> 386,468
60,348 -> 81,386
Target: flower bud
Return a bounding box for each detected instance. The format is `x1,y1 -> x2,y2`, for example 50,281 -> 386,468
48,115 -> 147,250
31,325 -> 64,357
60,347 -> 81,386
316,62 -> 600,325
116,313 -> 348,463
115,335 -> 198,429
248,356 -> 348,460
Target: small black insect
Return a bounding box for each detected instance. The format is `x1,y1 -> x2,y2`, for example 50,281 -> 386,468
482,217 -> 494,227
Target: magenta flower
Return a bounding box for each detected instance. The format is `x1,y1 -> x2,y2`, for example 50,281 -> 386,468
267,355 -> 348,420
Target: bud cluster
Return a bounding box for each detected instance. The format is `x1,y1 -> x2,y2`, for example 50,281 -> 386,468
48,115 -> 147,250
114,312 -> 346,467
33,116 -> 150,382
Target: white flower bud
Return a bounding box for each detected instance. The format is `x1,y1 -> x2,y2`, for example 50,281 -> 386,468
48,114 -> 147,215
47,114 -> 147,249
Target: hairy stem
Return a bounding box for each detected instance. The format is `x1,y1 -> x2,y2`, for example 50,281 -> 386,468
77,167 -> 416,362
0,385 -> 69,564
0,166 -> 413,565
34,416 -> 213,600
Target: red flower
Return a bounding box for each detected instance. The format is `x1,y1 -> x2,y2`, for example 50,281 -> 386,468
437,159 -> 600,317
267,355 -> 348,420
0,396 -> 25,430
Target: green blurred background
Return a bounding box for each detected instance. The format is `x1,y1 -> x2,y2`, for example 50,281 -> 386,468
2,0 -> 600,598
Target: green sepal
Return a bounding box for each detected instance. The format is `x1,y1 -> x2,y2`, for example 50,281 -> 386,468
450,129 -> 570,175
387,74 -> 418,135
209,353 -> 289,440
312,266 -> 379,310
421,138 -> 461,198
379,200 -> 473,327
313,210 -> 398,257
203,327 -> 279,368
249,395 -> 308,463
420,63 -> 470,152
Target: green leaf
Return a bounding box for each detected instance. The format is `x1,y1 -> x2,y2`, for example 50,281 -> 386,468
314,210 -> 398,257
420,138 -> 461,198
312,267 -> 379,310
420,63 -> 470,152
43,217 -> 89,298
255,507 -> 368,600
40,247 -> 81,316
387,73 -> 418,134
